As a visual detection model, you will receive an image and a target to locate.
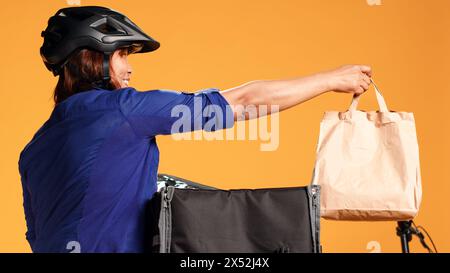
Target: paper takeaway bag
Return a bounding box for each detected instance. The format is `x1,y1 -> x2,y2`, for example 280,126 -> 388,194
311,79 -> 422,221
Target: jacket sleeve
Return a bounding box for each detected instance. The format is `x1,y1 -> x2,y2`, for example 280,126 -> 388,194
117,87 -> 235,137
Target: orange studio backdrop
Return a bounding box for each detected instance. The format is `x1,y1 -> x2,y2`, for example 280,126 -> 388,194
1,0 -> 449,252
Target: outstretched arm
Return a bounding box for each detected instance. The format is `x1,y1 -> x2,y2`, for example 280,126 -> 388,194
220,64 -> 372,120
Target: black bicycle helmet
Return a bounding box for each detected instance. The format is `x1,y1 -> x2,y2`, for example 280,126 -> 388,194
40,6 -> 160,88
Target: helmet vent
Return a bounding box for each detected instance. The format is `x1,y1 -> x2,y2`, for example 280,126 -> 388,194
91,18 -> 127,35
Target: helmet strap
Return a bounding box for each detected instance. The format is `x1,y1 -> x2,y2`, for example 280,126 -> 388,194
101,52 -> 112,89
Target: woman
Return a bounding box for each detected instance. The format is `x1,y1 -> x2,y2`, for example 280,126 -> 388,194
19,6 -> 372,253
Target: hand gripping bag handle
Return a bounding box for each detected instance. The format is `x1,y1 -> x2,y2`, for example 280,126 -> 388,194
349,78 -> 389,112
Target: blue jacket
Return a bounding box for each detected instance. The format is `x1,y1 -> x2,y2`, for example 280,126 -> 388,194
18,87 -> 234,252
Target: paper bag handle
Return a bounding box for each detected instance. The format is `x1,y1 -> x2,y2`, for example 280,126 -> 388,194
349,78 -> 389,112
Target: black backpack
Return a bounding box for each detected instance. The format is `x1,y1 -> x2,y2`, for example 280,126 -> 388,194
147,174 -> 321,253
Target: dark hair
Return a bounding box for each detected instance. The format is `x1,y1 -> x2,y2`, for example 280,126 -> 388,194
53,48 -> 126,105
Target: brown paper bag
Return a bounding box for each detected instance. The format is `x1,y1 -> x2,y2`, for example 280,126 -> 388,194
311,79 -> 422,221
